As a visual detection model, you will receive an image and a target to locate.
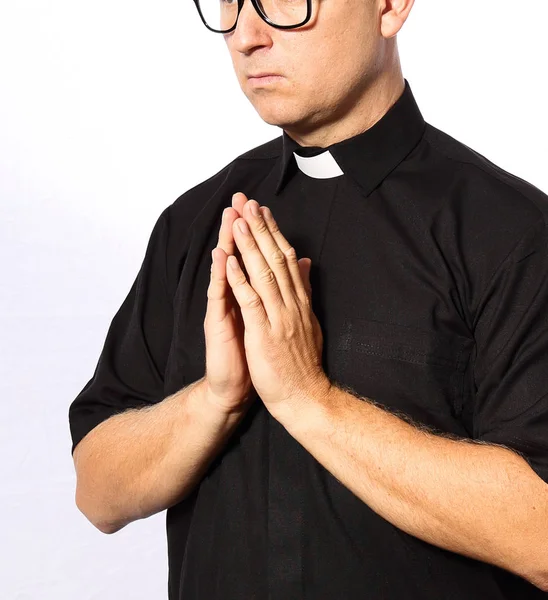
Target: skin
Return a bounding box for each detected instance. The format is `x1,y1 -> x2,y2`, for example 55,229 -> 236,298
223,0 -> 414,146
203,0 -> 548,589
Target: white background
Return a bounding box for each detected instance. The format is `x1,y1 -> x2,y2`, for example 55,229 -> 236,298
1,0 -> 547,598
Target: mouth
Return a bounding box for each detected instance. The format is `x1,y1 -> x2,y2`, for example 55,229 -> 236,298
247,71 -> 278,79
247,74 -> 284,85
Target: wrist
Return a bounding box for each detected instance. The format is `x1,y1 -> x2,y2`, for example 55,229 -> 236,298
198,378 -> 252,420
272,373 -> 333,433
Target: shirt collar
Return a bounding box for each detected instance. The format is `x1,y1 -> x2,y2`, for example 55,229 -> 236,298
273,78 -> 426,197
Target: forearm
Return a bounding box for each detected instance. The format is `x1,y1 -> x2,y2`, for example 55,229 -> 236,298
75,377 -> 249,534
275,382 -> 548,589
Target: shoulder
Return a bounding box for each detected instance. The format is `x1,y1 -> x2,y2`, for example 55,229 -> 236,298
421,123 -> 548,225
150,135 -> 283,289
414,124 -> 548,319
166,134 -> 282,225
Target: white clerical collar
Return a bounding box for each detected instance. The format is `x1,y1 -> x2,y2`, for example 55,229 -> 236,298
293,150 -> 344,179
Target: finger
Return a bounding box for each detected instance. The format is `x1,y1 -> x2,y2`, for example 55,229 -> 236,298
298,257 -> 313,299
258,205 -> 310,306
211,208 -> 238,318
245,199 -> 298,308
217,206 -> 237,258
205,247 -> 231,325
232,210 -> 287,316
217,193 -> 250,283
232,191 -> 249,217
221,208 -> 250,280
225,253 -> 269,332
217,192 -> 249,256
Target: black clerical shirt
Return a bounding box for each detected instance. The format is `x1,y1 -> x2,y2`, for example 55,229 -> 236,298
69,79 -> 548,599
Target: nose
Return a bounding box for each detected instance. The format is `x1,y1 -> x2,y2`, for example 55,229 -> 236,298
225,0 -> 273,50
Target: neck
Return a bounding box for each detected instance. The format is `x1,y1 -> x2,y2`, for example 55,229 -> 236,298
284,64 -> 405,149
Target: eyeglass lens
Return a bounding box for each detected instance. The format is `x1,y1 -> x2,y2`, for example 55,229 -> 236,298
197,0 -> 309,32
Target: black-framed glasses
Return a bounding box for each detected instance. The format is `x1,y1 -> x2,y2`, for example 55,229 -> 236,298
193,0 -> 313,33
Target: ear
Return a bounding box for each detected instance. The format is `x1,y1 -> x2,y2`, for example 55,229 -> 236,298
380,0 -> 415,39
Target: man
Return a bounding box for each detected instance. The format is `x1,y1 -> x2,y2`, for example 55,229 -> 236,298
69,0 -> 548,597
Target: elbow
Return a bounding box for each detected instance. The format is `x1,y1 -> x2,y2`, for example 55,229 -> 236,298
74,453 -> 129,534
92,518 -> 118,535
95,520 -> 124,535
75,487 -> 126,535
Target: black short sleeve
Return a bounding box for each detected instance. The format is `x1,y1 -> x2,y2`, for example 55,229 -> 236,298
473,217 -> 548,484
69,206 -> 174,456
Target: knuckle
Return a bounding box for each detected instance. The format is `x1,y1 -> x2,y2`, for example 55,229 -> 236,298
299,293 -> 311,310
270,248 -> 286,266
269,220 -> 280,235
234,271 -> 247,286
247,294 -> 263,310
258,266 -> 276,285
254,219 -> 269,235
207,277 -> 223,297
283,246 -> 298,263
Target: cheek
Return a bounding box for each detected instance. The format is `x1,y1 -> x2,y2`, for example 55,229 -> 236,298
300,49 -> 364,101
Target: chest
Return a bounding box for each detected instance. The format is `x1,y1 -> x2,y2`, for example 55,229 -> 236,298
164,178 -> 475,437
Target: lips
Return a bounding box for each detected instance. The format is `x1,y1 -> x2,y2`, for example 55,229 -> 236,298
248,73 -> 280,78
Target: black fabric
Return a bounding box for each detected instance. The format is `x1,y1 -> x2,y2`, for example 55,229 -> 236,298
68,79 -> 548,599
293,145 -> 327,157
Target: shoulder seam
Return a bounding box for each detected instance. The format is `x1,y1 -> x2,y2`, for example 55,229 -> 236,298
234,154 -> 280,162
233,134 -> 282,162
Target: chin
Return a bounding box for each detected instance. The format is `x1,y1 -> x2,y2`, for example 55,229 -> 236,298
249,97 -> 305,128
256,110 -> 295,128
247,100 -> 281,125
256,111 -> 285,127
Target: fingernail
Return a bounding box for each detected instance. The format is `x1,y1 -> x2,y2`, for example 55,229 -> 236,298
228,255 -> 239,270
250,201 -> 260,217
238,220 -> 250,235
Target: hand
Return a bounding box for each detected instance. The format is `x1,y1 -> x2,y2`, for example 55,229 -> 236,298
224,194 -> 331,414
202,192 -> 255,415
